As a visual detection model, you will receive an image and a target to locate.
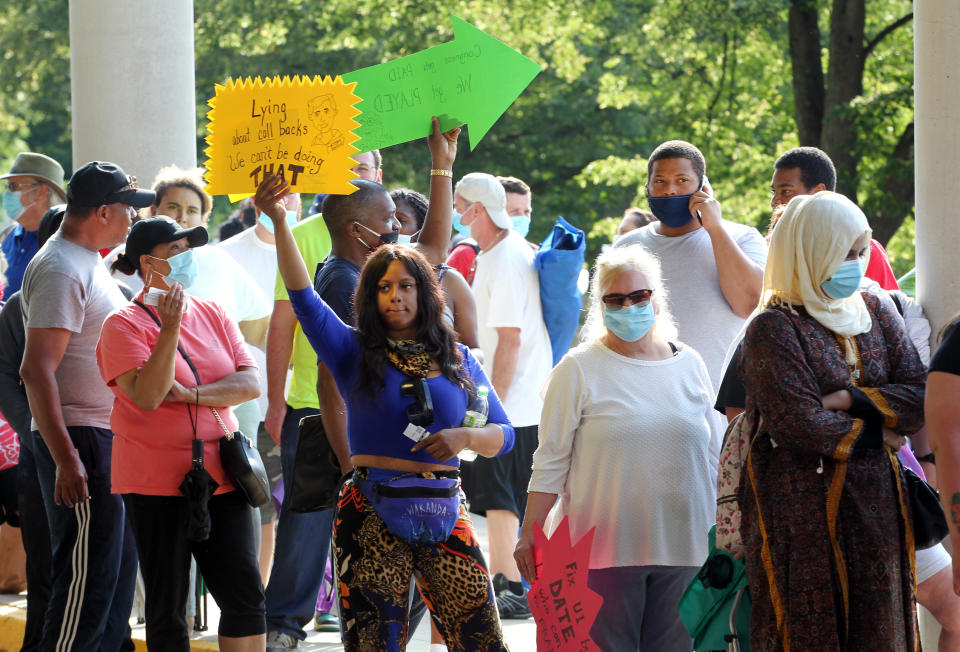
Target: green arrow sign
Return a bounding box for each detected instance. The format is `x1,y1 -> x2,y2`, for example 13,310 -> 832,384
342,16 -> 542,152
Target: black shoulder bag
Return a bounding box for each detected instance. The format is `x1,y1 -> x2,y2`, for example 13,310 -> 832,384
133,300 -> 270,508
902,464 -> 949,550
288,414 -> 342,513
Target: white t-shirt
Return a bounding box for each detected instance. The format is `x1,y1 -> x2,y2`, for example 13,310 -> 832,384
22,233 -> 126,429
615,220 -> 768,390
473,230 -> 552,427
219,227 -> 277,308
219,227 -> 278,418
529,339 -> 718,569
190,245 -> 271,324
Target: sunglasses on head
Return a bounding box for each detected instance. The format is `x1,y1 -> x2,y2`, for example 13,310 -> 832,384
601,288 -> 654,310
400,377 -> 434,427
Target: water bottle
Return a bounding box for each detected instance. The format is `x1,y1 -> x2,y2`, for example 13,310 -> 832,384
459,386 -> 489,461
462,386 -> 489,428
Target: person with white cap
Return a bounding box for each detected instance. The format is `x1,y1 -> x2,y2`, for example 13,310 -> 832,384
0,152 -> 66,297
454,172 -> 551,619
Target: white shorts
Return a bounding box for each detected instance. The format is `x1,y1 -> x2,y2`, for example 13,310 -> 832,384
917,542 -> 952,584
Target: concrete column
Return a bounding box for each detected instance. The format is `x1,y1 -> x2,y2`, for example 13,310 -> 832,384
916,0 -> 960,341
915,6 -> 960,649
69,0 -> 196,184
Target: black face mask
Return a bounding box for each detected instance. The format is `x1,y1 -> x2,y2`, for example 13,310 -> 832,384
354,221 -> 399,251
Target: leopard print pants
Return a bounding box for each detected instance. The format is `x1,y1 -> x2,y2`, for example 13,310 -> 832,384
334,479 -> 508,652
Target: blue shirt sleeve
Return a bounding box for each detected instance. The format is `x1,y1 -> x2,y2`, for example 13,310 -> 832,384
287,286 -> 359,381
461,346 -> 514,456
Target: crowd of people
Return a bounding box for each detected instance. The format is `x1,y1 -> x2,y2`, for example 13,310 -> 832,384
0,117 -> 957,652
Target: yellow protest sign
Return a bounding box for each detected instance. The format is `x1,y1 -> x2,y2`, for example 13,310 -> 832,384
204,75 -> 361,197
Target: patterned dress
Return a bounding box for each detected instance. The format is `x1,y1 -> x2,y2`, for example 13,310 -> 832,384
739,291 -> 925,652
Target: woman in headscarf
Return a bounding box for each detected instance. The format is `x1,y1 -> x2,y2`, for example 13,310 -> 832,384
739,191 -> 925,651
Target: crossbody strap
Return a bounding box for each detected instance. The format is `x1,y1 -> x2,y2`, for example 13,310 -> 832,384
208,404 -> 235,440
133,299 -> 236,441
133,300 -> 200,383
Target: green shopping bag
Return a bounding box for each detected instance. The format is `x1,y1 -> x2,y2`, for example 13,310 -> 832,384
678,526 -> 751,651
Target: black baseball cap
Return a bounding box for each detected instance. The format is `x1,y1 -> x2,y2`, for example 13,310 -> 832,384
123,216 -> 208,271
66,161 -> 156,208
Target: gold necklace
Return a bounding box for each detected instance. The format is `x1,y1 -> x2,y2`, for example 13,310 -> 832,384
487,228 -> 509,250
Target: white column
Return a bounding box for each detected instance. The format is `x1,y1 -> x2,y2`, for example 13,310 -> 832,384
69,0 -> 196,184
915,4 -> 960,649
915,0 -> 960,341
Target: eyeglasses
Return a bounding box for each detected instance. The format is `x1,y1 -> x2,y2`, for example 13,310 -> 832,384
601,288 -> 654,310
6,182 -> 40,193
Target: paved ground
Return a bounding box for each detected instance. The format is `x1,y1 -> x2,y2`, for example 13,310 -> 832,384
0,515 -> 947,651
0,511 -> 536,652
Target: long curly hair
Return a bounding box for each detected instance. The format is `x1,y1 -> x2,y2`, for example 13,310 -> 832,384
354,245 -> 469,395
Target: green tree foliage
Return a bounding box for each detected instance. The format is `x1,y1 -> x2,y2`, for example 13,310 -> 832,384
0,0 -> 915,266
0,1 -> 71,169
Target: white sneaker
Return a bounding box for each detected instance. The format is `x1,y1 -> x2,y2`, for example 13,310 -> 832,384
265,631 -> 299,652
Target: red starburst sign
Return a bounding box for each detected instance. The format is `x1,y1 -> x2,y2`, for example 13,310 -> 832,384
528,517 -> 603,651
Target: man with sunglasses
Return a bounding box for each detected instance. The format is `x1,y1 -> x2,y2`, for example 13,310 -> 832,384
0,152 -> 67,298
20,161 -> 153,652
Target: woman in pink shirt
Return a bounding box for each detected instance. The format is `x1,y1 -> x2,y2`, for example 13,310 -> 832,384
96,216 -> 264,652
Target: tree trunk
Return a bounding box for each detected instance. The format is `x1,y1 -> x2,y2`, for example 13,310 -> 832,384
821,0 -> 866,203
788,0 -> 825,146
868,122 -> 914,246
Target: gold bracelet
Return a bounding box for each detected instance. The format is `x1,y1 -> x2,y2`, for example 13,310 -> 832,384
430,168 -> 452,178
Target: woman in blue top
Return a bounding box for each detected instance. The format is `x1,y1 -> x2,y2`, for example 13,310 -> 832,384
255,173 -> 514,652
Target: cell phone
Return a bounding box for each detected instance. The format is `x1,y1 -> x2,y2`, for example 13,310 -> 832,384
696,176 -> 708,225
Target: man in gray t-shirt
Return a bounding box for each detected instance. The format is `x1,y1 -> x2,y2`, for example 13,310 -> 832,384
615,140 -> 767,389
21,161 -> 155,651
615,141 -> 767,463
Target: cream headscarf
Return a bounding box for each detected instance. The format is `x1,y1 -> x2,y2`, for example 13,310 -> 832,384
762,191 -> 872,341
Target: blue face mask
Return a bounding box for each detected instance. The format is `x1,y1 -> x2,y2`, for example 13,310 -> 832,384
648,193 -> 696,228
258,210 -> 297,234
603,302 -> 656,342
821,258 -> 865,300
3,190 -> 36,222
160,249 -> 199,289
451,210 -> 472,237
397,233 -> 414,245
510,214 -> 531,238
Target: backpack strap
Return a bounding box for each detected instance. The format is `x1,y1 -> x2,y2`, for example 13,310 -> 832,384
890,292 -> 904,317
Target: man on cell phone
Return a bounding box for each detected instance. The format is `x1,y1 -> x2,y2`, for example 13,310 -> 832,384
614,140 -> 767,472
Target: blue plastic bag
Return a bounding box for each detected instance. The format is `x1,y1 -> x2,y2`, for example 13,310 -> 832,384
535,216 -> 585,365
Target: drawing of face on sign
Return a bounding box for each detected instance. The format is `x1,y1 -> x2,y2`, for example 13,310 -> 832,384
308,94 -> 344,150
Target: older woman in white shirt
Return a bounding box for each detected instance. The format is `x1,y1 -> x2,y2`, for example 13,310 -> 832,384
514,244 -> 719,652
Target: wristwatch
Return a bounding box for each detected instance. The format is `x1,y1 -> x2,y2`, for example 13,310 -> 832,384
916,452 -> 936,465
